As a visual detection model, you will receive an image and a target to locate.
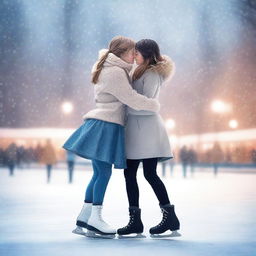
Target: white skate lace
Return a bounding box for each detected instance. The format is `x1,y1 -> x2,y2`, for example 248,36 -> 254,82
121,213 -> 135,230
157,209 -> 168,227
126,215 -> 134,228
98,210 -> 106,222
98,208 -> 111,227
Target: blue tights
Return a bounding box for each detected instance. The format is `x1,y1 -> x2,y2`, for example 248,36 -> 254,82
84,160 -> 112,205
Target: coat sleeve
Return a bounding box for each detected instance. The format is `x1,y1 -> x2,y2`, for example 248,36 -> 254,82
104,68 -> 160,112
127,71 -> 160,116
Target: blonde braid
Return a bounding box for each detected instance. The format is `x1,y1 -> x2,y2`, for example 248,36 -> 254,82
91,51 -> 110,84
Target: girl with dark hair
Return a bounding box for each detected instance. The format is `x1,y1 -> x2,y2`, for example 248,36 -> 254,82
63,36 -> 160,238
117,39 -> 181,238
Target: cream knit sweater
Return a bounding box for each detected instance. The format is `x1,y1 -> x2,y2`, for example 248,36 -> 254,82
83,49 -> 160,126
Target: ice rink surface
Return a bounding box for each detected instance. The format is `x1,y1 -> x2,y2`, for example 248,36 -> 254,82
0,164 -> 255,256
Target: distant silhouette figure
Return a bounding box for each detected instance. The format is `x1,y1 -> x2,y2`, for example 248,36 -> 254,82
211,142 -> 223,176
40,139 -> 57,183
35,143 -> 43,163
5,143 -> 18,176
225,149 -> 232,163
170,159 -> 175,176
161,159 -> 175,177
251,149 -> 256,164
161,160 -> 168,177
66,150 -> 76,183
24,147 -> 34,168
179,146 -> 190,178
0,148 -> 5,167
187,148 -> 197,177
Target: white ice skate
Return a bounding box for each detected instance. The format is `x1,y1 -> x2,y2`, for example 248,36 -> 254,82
86,205 -> 116,239
150,230 -> 181,238
72,202 -> 92,236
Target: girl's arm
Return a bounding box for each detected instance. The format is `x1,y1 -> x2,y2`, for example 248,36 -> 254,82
104,68 -> 160,112
127,71 -> 160,115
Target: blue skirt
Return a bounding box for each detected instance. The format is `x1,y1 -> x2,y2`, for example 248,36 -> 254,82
62,119 -> 126,169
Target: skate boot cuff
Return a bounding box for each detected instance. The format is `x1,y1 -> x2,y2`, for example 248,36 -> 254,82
129,206 -> 140,211
160,203 -> 173,208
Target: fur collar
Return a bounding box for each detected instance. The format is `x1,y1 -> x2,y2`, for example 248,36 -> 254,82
148,55 -> 175,81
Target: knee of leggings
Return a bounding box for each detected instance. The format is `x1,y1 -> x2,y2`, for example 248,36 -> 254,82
144,171 -> 158,182
98,169 -> 112,180
124,169 -> 136,180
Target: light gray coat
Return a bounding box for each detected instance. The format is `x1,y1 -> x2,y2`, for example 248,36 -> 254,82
125,55 -> 175,161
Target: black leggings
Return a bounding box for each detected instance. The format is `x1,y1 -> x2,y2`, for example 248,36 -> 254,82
124,158 -> 170,207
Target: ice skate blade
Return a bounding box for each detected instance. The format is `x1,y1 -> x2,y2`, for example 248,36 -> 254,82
86,230 -> 115,239
72,227 -> 86,236
118,233 -> 146,239
150,231 -> 181,238
86,224 -> 116,236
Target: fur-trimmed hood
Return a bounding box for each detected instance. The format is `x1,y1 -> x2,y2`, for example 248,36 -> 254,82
92,50 -> 175,81
148,55 -> 175,81
92,49 -> 133,73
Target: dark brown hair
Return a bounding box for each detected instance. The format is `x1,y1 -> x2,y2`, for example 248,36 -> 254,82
132,39 -> 163,81
92,36 -> 135,84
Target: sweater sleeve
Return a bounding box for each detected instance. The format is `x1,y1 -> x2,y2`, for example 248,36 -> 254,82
127,71 -> 160,116
104,68 -> 160,112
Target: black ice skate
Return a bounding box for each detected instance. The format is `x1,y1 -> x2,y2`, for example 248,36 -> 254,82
117,207 -> 145,239
150,204 -> 181,238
